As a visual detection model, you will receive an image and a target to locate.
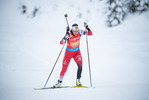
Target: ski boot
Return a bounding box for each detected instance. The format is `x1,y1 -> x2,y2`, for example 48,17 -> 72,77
53,80 -> 62,88
76,78 -> 82,86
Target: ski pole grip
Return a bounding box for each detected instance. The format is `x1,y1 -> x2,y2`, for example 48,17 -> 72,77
64,14 -> 68,18
84,22 -> 87,27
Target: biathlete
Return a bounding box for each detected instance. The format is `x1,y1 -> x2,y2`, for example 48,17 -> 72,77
53,22 -> 93,87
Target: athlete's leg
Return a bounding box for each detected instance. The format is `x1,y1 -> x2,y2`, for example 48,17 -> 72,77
73,50 -> 83,79
59,50 -> 72,81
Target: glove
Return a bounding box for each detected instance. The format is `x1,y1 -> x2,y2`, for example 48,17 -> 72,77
84,22 -> 90,31
66,26 -> 70,32
84,22 -> 92,36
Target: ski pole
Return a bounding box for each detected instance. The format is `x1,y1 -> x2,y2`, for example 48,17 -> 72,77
86,34 -> 92,87
43,14 -> 69,88
84,22 -> 92,87
43,43 -> 66,88
64,14 -> 70,27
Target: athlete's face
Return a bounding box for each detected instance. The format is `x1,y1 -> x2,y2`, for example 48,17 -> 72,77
73,30 -> 79,36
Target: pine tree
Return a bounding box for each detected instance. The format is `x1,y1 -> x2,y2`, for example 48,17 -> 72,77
105,0 -> 149,27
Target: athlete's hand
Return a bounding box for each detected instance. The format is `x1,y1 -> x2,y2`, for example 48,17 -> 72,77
84,22 -> 90,31
66,26 -> 70,32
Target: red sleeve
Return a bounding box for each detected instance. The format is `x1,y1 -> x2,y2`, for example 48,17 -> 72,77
87,30 -> 93,36
60,40 -> 64,45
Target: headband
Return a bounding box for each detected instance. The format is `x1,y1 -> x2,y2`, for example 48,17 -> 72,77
72,26 -> 79,31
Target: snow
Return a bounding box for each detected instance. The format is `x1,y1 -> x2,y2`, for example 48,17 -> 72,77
0,0 -> 149,100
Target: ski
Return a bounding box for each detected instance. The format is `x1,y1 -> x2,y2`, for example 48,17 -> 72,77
34,86 -> 88,90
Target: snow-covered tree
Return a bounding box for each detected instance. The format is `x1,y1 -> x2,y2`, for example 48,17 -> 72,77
105,0 -> 149,27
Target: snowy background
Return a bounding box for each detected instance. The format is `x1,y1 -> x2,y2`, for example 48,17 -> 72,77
0,0 -> 149,100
